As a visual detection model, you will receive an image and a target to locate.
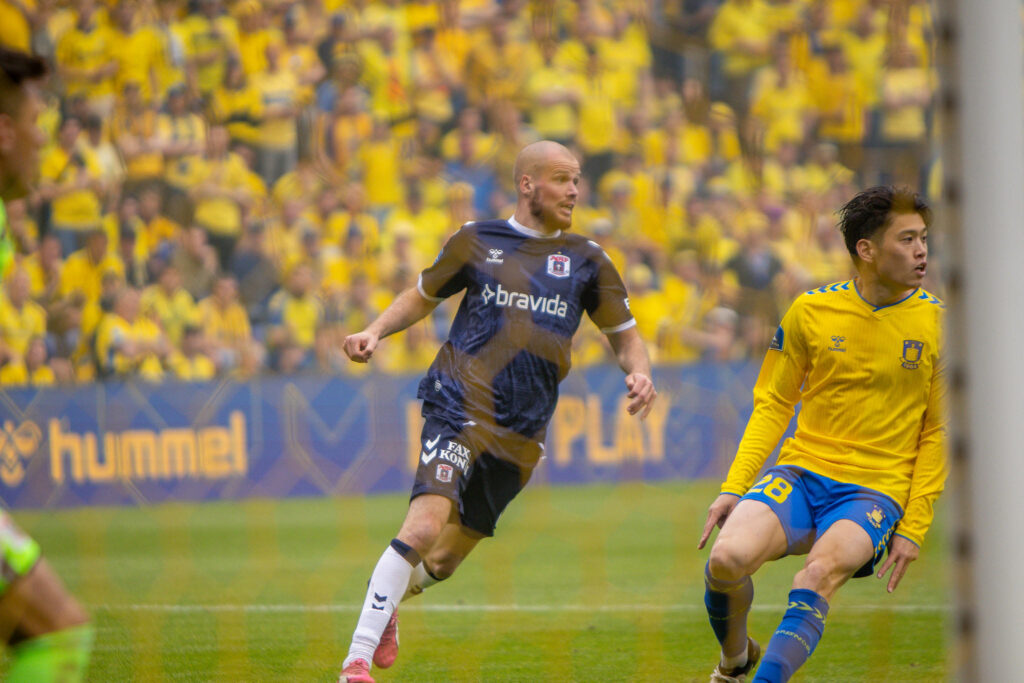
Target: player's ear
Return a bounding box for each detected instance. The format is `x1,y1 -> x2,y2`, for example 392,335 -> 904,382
855,237 -> 875,264
519,174 -> 532,194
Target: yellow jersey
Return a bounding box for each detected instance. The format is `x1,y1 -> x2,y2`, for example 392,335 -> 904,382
0,295 -> 46,358
94,313 -> 165,381
0,0 -> 34,51
167,351 -> 216,382
0,361 -> 56,387
722,280 -> 946,546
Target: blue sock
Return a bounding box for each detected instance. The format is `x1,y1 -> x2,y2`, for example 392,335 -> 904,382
704,562 -> 754,657
753,588 -> 830,682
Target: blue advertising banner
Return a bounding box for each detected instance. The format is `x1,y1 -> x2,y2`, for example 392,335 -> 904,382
0,362 -> 767,509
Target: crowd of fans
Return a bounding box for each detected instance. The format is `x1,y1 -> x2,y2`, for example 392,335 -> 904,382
0,0 -> 939,386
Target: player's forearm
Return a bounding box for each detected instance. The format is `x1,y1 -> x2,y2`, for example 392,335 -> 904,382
899,368 -> 948,546
898,436 -> 947,546
608,326 -> 651,378
367,287 -> 438,340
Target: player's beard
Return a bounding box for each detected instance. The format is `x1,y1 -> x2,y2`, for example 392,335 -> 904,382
529,192 -> 571,231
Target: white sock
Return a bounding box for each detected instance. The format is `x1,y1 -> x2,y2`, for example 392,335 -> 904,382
344,546 -> 414,668
721,647 -> 748,670
402,562 -> 441,602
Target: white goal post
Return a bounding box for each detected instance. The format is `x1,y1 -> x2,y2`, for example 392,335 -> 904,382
937,0 -> 1024,679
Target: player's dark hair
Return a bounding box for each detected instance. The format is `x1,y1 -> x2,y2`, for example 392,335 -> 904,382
0,46 -> 48,118
837,185 -> 931,257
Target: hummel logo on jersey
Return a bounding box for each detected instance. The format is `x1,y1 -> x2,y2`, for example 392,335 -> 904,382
481,283 -> 568,317
420,433 -> 441,465
829,335 -> 846,352
486,248 -> 504,264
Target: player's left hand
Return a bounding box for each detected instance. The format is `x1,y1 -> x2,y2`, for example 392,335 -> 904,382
876,535 -> 919,593
624,373 -> 657,419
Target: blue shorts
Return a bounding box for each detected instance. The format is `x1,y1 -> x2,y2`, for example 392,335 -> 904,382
740,466 -> 902,578
411,411 -> 535,537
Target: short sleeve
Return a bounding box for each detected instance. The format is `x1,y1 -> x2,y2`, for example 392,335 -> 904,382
417,225 -> 473,302
582,248 -> 635,334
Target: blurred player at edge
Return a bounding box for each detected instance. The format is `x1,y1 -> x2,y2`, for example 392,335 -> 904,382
697,186 -> 946,682
337,141 -> 657,682
0,46 -> 93,681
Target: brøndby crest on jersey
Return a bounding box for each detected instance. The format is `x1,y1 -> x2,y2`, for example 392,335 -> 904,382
547,254 -> 571,278
901,339 -> 924,369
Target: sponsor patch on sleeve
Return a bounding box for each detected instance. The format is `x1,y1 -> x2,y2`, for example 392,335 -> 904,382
769,325 -> 784,351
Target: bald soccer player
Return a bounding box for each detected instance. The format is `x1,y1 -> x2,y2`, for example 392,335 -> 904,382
337,141 -> 657,682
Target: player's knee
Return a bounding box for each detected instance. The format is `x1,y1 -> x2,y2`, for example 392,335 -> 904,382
423,549 -> 464,580
793,557 -> 845,595
707,541 -> 751,583
59,596 -> 90,630
397,516 -> 447,556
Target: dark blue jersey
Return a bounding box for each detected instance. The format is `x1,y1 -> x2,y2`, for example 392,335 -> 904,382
415,218 -> 635,464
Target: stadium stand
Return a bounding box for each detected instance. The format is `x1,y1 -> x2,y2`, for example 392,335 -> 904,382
0,0 -> 937,385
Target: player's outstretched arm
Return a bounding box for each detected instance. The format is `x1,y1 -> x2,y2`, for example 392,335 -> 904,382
606,326 -> 657,419
875,535 -> 919,593
698,493 -> 741,549
343,286 -> 439,363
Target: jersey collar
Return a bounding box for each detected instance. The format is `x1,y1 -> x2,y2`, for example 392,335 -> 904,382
853,279 -> 920,312
508,216 -> 561,240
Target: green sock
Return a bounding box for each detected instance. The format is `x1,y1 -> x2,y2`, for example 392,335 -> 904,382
5,623 -> 94,683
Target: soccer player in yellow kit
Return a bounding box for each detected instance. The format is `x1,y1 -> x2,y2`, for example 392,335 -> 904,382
697,186 -> 946,683
0,45 -> 93,681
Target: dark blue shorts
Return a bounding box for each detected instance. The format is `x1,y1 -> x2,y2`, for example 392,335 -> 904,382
411,412 -> 534,537
740,465 -> 903,578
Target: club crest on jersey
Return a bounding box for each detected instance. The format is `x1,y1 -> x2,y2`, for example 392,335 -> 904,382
546,254 -> 571,278
901,340 -> 924,369
436,463 -> 454,483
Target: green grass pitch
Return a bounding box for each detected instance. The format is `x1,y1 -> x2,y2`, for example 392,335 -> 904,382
7,481 -> 950,681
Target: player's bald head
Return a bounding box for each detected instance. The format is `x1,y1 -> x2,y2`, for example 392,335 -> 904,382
513,141 -> 578,189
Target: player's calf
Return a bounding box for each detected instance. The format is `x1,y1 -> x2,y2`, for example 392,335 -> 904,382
344,539 -> 419,672
752,589 -> 829,683
704,561 -> 755,666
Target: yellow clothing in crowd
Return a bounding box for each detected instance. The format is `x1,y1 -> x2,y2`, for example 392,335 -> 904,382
196,298 -> 252,351
40,146 -> 103,231
0,362 -> 56,386
60,249 -> 125,305
166,351 -> 217,381
0,295 -> 46,359
93,313 -> 165,381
